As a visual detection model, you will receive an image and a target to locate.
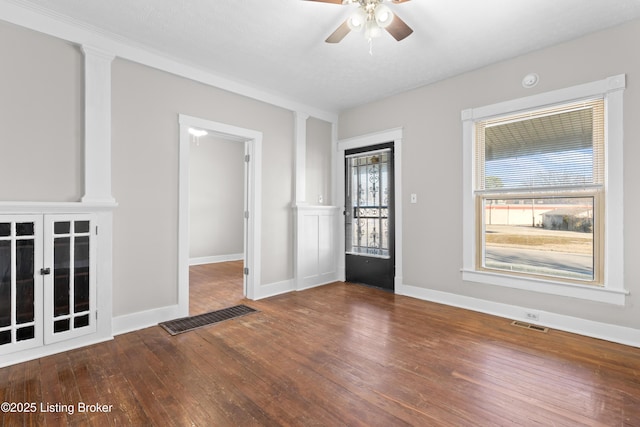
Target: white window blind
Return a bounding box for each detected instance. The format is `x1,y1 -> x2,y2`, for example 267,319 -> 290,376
475,99 -> 604,192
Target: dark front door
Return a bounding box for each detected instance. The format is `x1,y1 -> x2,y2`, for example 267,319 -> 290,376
345,143 -> 394,291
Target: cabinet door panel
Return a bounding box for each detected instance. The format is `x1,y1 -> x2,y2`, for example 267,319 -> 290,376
44,214 -> 96,344
0,216 -> 43,355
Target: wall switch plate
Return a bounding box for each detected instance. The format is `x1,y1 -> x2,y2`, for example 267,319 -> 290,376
410,193 -> 417,204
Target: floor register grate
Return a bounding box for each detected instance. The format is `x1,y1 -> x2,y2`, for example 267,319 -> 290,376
511,320 -> 549,333
160,304 -> 257,335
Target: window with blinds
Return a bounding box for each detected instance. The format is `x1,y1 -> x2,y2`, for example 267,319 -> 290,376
474,99 -> 604,284
476,99 -> 604,192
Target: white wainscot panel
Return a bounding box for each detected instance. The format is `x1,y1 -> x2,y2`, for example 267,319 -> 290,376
294,205 -> 339,290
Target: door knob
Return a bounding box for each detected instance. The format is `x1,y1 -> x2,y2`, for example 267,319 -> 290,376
40,268 -> 51,275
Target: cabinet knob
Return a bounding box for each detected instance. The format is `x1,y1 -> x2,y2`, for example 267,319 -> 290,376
40,268 -> 51,275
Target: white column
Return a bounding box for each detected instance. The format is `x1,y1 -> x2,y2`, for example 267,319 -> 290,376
81,46 -> 115,204
330,121 -> 339,206
294,111 -> 309,205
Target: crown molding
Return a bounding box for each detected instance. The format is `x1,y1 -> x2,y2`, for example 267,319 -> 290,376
0,0 -> 339,123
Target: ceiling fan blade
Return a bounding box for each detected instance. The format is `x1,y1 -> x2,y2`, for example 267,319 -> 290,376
325,20 -> 351,43
386,15 -> 413,41
305,0 -> 344,4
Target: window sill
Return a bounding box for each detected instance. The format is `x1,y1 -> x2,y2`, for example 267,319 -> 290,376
461,268 -> 628,305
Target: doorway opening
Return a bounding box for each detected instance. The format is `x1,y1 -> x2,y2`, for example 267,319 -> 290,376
178,115 -> 262,318
336,128 -> 403,292
188,135 -> 246,314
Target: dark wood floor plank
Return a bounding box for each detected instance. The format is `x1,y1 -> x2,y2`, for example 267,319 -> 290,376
241,288 -> 513,426
36,353 -> 74,426
198,324 -> 406,427
90,339 -> 153,426
114,331 -> 196,426
1,262 -> 640,425
145,326 -> 268,426
170,328 -> 297,426
189,261 -> 245,315
23,359 -> 45,426
135,328 -> 244,426
57,352 -> 94,427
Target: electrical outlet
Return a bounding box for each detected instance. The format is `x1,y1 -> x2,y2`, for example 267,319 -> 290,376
525,311 -> 540,321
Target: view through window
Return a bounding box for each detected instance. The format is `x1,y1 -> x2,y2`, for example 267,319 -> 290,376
475,99 -> 604,284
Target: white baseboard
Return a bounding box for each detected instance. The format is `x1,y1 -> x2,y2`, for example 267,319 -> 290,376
112,277 -> 295,335
298,272 -> 339,291
189,253 -> 244,266
0,335 -> 113,369
256,276 -> 340,298
112,304 -> 184,336
397,283 -> 640,348
254,279 -> 294,300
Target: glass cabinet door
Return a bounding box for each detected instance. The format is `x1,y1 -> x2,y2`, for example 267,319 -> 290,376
43,214 -> 96,344
0,216 -> 43,355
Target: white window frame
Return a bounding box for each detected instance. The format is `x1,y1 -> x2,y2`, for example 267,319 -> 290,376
461,75 -> 628,305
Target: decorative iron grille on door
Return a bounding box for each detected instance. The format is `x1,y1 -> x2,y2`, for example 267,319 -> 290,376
346,149 -> 391,258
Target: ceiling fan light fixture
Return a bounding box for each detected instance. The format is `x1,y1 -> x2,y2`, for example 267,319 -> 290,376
347,8 -> 367,31
364,19 -> 383,39
309,0 -> 413,46
374,4 -> 394,28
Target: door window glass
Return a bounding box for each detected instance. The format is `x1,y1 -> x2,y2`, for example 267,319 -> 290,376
346,149 -> 391,258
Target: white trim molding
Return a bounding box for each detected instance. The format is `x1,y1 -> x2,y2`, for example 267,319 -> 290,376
113,276 -> 296,335
461,75 -> 627,305
336,128 -> 404,289
0,0 -> 338,123
294,112 -> 310,204
112,304 -> 183,336
253,279 -> 295,301
81,45 -> 116,204
397,283 -> 640,349
0,336 -> 113,369
189,253 -> 244,266
178,114 -> 263,316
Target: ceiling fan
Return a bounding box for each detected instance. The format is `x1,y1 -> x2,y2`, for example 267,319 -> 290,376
306,0 -> 413,44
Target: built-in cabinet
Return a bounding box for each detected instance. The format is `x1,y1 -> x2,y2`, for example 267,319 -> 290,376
0,214 -> 96,355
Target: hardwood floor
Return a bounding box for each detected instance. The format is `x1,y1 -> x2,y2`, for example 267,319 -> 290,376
2,263 -> 640,425
189,261 -> 245,315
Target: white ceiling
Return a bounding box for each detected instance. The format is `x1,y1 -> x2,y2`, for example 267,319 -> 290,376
10,0 -> 640,113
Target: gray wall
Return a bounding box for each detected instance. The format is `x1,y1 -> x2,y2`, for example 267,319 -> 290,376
189,134 -> 244,259
339,19 -> 640,329
0,21 -> 82,202
111,58 -> 294,317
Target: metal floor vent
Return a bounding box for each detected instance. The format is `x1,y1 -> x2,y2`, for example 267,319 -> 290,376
511,320 -> 549,333
160,305 -> 257,335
